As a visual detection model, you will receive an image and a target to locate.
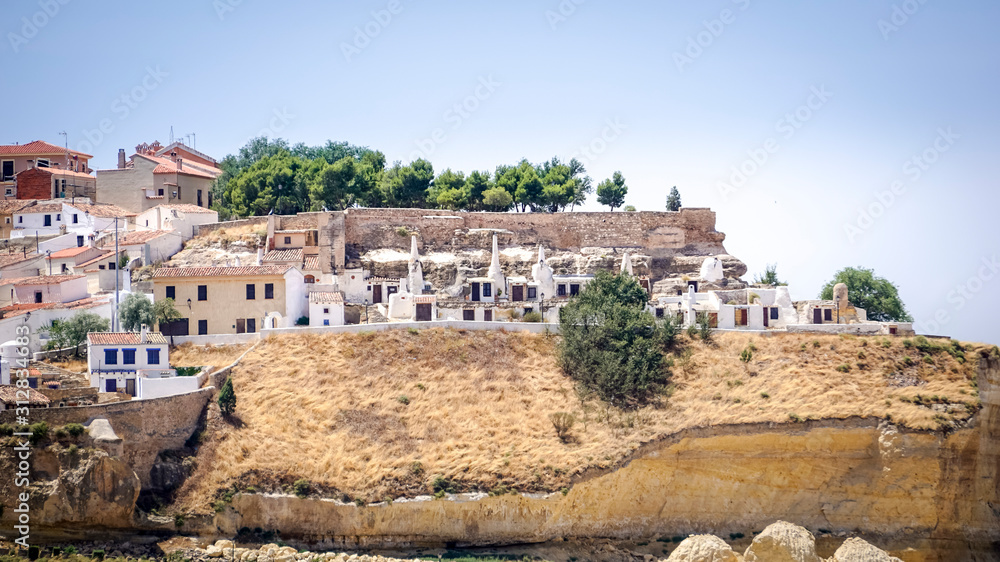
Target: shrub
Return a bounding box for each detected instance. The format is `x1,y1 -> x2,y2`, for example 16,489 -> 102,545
64,423 -> 85,437
902,339 -> 913,348
522,311 -> 543,323
760,392 -> 770,399
788,413 -> 803,423
218,376 -> 237,415
29,422 -> 49,445
657,313 -> 679,349
431,475 -> 455,495
397,395 -> 410,405
395,227 -> 410,237
410,461 -> 424,476
175,366 -> 202,377
697,312 -> 713,343
740,345 -> 753,365
881,338 -> 892,348
296,316 -> 309,326
63,546 -> 77,555
857,350 -> 866,359
836,364 -> 851,373
923,355 -> 934,364
0,423 -> 12,436
67,444 -> 78,455
901,356 -> 915,367
812,341 -> 821,348
354,498 -> 366,507
292,479 -> 310,498
549,412 -> 575,442
686,323 -> 698,339
407,327 -> 420,335
92,549 -> 105,560
174,514 -> 185,527
54,427 -> 68,439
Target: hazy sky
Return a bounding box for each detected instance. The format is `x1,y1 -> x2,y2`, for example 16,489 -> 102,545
4,0 -> 998,343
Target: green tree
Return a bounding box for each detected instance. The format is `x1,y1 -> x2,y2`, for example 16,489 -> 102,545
429,168 -> 467,210
558,270 -> 669,407
308,156 -> 359,210
481,187 -> 513,212
666,186 -> 682,212
596,171 -> 628,211
153,298 -> 182,330
44,312 -> 110,356
819,267 -> 912,322
623,205 -> 637,212
118,293 -> 154,332
462,170 -> 492,210
218,376 -> 237,416
379,159 -> 434,208
753,264 -> 786,286
567,158 -> 593,211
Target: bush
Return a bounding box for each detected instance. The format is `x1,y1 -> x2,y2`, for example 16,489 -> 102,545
697,312 -> 713,343
407,327 -> 420,335
740,345 -> 753,365
92,549 -> 105,560
410,461 -> 424,476
836,364 -> 851,373
296,316 -> 309,326
64,422 -> 85,437
760,392 -> 770,399
549,412 -> 575,442
175,366 -> 202,377
558,270 -> 667,407
788,413 -> 803,423
0,424 -> 13,437
522,311 -> 543,323
29,422 -> 49,445
218,377 -> 237,415
397,395 -> 410,405
431,475 -> 455,495
173,514 -> 184,527
292,479 -> 310,498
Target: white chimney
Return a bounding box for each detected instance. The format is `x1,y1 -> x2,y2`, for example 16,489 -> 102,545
257,246 -> 264,266
140,324 -> 148,343
234,256 -> 241,267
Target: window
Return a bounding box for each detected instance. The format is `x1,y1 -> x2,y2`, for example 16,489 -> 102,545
165,286 -> 175,299
36,158 -> 49,168
557,284 -> 567,297
463,309 -> 475,321
264,283 -> 274,299
304,275 -> 315,284
43,215 -> 52,227
246,284 -> 255,300
527,287 -> 537,299
323,319 -> 330,326
34,291 -> 42,303
73,214 -> 78,224
61,264 -> 68,273
198,320 -> 208,335
1,160 -> 13,181
197,285 -> 207,301
824,308 -> 833,322
157,188 -> 164,196
122,349 -> 136,365
323,307 -> 329,314
104,349 -> 118,365
56,213 -> 61,221
109,262 -> 115,270
570,284 -> 580,296
770,307 -> 779,320
284,236 -> 291,244
656,308 -> 664,318
17,216 -> 22,223
247,318 -> 256,333
76,235 -> 83,246
482,283 -> 492,297
148,348 -> 160,365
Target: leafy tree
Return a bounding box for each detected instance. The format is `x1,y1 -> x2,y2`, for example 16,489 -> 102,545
819,267 -> 912,322
558,270 -> 668,407
753,264 -> 787,286
153,298 -> 182,330
379,159 -> 434,208
218,376 -> 237,416
623,205 -> 637,212
44,312 -> 110,356
118,251 -> 130,270
567,158 -> 593,211
462,170 -> 492,210
666,186 -> 682,211
596,171 -> 628,211
119,293 -> 154,332
308,156 -> 359,210
481,187 -> 513,212
429,168 -> 467,210
226,151 -> 307,216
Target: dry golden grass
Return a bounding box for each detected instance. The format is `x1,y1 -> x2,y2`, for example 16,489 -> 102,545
44,356 -> 88,373
189,224 -> 265,247
172,330 -> 982,512
170,342 -> 251,369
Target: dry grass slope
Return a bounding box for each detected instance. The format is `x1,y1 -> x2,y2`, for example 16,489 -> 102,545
172,329 -> 982,513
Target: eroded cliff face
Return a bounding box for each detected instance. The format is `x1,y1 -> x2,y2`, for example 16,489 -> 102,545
213,390 -> 999,555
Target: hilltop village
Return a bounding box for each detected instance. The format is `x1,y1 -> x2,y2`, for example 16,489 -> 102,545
0,138 -> 994,562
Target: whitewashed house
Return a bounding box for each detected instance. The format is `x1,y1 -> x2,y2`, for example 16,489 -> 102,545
308,291 -> 345,326
136,204 -> 219,241
86,327 -> 196,399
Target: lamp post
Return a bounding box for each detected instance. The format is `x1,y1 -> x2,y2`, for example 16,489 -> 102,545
540,292 -> 545,322
364,298 -> 369,324
835,295 -> 841,324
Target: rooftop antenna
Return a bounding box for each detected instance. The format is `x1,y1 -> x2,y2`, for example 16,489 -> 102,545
59,131 -> 68,168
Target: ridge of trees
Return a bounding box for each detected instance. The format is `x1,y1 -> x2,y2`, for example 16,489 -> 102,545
211,137 -> 609,218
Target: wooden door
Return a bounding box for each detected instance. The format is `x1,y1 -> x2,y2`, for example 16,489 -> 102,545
105,379 -> 116,392
484,309 -> 492,321
463,309 -> 475,321
472,283 -> 480,301
512,285 -> 524,302
739,309 -> 748,326
372,284 -> 383,304
763,308 -> 769,328
813,309 -> 822,324
415,303 -> 432,322
236,319 -> 246,334
125,379 -> 136,397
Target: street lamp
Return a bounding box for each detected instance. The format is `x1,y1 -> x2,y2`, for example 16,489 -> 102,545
834,295 -> 841,324
364,298 -> 369,324
540,292 -> 545,321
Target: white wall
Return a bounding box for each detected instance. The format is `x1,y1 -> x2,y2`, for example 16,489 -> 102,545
283,268 -> 307,327
87,342 -> 169,373
308,301 -> 345,326
137,375 -> 201,399
0,300 -> 112,353
38,232 -> 91,255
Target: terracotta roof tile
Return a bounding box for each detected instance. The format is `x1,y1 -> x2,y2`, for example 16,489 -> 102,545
0,253 -> 40,268
144,154 -> 221,180
67,202 -> 136,218
1,274 -> 85,286
262,249 -> 303,262
48,246 -> 92,259
0,140 -> 92,158
0,200 -> 35,214
151,265 -> 292,278
303,256 -> 320,270
146,204 -> 216,214
18,202 -> 62,213
309,291 -> 343,304
76,250 -> 121,269
100,230 -> 170,247
0,385 -> 50,405
87,331 -> 168,345
18,167 -> 94,180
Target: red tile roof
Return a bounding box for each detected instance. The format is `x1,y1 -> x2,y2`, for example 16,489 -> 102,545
67,202 -> 136,218
0,140 -> 92,158
19,202 -> 62,213
76,250 -> 120,269
140,153 -> 221,180
0,385 -> 50,406
262,249 -> 303,262
309,291 -> 343,304
87,331 -> 168,345
0,200 -> 34,214
18,167 -> 94,180
304,256 -> 320,270
147,204 -> 217,214
48,246 -> 93,259
151,265 -> 293,278
1,274 -> 85,286
100,230 -> 171,247
0,253 -> 40,268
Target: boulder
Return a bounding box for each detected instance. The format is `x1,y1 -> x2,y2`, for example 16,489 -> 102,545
743,521 -> 821,562
666,534 -> 743,561
832,537 -> 903,562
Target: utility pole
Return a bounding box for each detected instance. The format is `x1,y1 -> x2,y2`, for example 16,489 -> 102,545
114,217 -> 120,332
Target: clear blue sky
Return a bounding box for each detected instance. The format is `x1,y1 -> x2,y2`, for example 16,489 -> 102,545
4,0 -> 998,343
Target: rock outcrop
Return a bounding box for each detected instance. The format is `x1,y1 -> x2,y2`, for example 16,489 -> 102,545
831,537 -> 903,562
743,521 -> 821,562
666,534 -> 742,561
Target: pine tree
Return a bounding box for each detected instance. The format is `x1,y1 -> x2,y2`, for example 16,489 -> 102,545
218,377 -> 237,416
666,186 -> 682,211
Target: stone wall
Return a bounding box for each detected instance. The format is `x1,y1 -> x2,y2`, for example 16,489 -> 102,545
194,216 -> 268,237
0,388 -> 212,487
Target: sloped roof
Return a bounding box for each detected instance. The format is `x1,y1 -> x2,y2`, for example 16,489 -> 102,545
0,140 -> 92,158
262,249 -> 303,262
309,291 -> 343,304
0,200 -> 35,214
87,331 -> 168,345
152,265 -> 293,278
100,230 -> 171,247
19,202 -> 62,213
154,141 -> 218,165
47,246 -> 93,259
147,203 -> 217,214
0,274 -> 85,286
0,385 -> 50,405
66,202 -> 136,218
76,250 -> 121,269
138,153 -> 221,179
0,253 -> 40,268
17,167 -> 94,180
